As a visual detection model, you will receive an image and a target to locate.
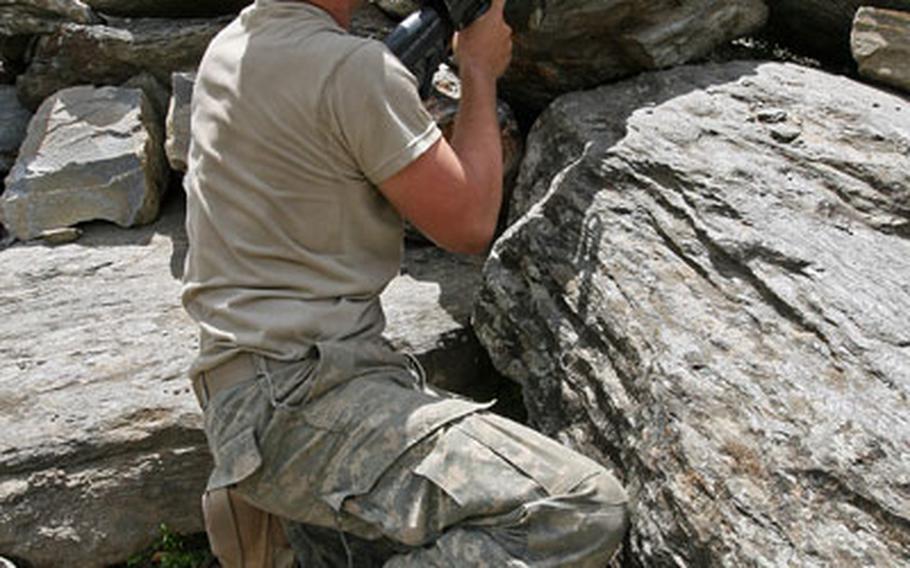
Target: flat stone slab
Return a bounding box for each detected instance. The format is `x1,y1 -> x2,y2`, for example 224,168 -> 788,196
475,61 -> 910,566
0,192 -> 496,566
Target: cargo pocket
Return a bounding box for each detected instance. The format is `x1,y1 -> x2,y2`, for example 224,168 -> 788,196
414,413 -> 604,514
460,414 -> 604,496
414,424 -> 541,516
207,427 -> 264,491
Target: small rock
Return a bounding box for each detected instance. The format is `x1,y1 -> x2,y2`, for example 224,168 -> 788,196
39,227 -> 83,244
755,108 -> 788,123
769,122 -> 802,142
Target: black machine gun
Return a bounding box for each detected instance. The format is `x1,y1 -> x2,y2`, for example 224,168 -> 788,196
384,0 -> 492,97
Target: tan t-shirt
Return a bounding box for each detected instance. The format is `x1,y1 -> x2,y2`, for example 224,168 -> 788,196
181,0 -> 442,375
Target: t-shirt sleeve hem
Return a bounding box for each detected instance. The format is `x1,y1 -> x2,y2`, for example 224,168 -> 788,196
367,122 -> 443,185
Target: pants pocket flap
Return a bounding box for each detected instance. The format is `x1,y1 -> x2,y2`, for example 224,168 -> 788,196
457,414 -> 604,496
208,427 -> 263,491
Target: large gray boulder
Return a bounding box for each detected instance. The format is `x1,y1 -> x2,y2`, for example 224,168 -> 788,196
474,61 -> 910,566
765,0 -> 910,61
0,86 -> 30,179
0,0 -> 100,35
500,0 -> 768,111
351,0 -> 397,39
852,7 -> 910,94
2,85 -> 167,241
16,16 -> 229,110
0,194 -> 500,566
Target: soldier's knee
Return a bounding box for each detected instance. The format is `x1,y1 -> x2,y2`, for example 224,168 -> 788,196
587,469 -> 629,508
576,471 -> 630,557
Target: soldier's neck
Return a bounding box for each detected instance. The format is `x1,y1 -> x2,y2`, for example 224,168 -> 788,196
302,0 -> 358,29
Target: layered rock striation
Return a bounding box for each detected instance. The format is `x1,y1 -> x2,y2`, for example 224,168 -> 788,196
475,61 -> 910,566
500,0 -> 768,111
16,16 -> 230,110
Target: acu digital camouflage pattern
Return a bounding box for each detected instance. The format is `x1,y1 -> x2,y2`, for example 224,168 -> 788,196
202,340 -> 629,566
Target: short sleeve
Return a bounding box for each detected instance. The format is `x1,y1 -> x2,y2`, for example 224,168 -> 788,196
327,41 -> 443,185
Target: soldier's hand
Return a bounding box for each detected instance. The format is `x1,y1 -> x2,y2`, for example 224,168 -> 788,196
453,0 -> 513,81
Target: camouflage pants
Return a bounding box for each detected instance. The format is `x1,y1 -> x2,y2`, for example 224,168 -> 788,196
202,341 -> 629,567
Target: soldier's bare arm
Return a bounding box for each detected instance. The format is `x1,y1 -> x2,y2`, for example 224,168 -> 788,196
378,0 -> 512,255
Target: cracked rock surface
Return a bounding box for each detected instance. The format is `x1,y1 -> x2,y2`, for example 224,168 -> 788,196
474,61 -> 910,566
500,0 -> 768,111
2,85 -> 167,240
17,16 -> 229,110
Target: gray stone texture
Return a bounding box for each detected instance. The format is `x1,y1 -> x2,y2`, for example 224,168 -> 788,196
500,0 -> 768,111
474,61 -> 910,566
384,246 -> 494,396
852,7 -> 910,94
0,0 -> 100,35
351,0 -> 398,40
2,85 -> 167,240
0,86 -> 30,178
16,16 -> 230,110
0,195 -> 501,566
84,0 -> 250,18
374,0 -> 418,19
765,0 -> 910,61
164,71 -> 195,173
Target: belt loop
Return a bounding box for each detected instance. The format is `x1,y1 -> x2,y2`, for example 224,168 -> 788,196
255,354 -> 283,409
404,353 -> 428,392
